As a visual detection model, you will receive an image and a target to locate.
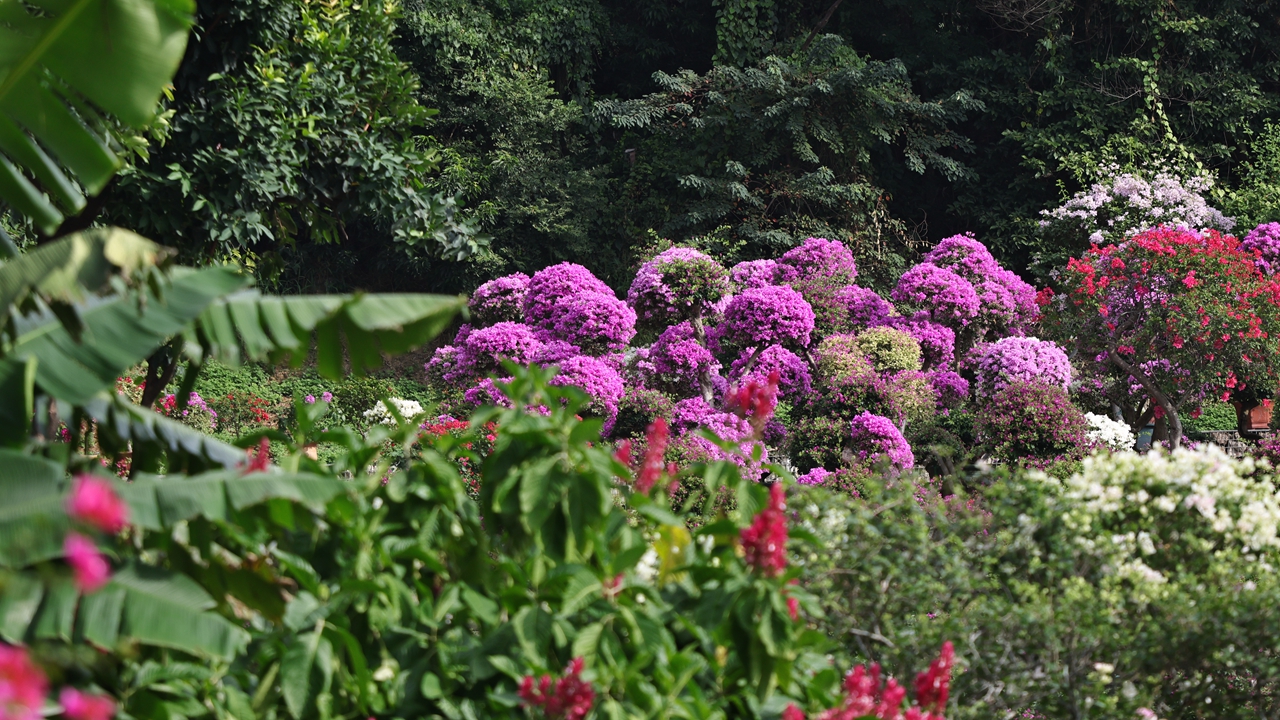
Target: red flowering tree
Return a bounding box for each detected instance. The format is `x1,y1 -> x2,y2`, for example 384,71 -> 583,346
1045,227 -> 1280,447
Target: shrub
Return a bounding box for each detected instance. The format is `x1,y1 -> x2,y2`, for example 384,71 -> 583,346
854,327 -> 923,374
524,262 -> 614,327
720,284 -> 816,351
469,272 -> 530,326
813,334 -> 876,383
966,336 -> 1072,397
849,411 -> 914,470
1084,412 -> 1136,451
975,381 -> 1089,465
544,291 -> 637,353
627,246 -> 730,327
610,386 -> 675,439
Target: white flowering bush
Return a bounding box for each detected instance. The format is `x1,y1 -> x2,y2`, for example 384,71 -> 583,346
361,397 -> 426,425
1039,165 -> 1235,246
1083,412 -> 1136,452
1051,446 -> 1280,589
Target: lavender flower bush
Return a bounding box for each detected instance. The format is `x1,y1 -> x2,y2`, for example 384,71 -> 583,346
1242,222 -> 1280,275
967,336 -> 1072,397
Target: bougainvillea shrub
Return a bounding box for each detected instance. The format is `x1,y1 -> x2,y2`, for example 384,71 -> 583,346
974,381 -> 1090,467
435,233 -> 1104,487
1045,226 -> 1280,447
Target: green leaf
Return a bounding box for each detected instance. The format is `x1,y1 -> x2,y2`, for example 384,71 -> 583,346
281,628 -> 323,719
570,621 -> 605,666
9,265 -> 251,405
84,393 -> 246,470
0,450 -> 68,567
118,470 -> 349,530
0,356 -> 36,446
110,563 -> 249,658
0,0 -> 195,232
193,291 -> 465,377
0,572 -> 43,641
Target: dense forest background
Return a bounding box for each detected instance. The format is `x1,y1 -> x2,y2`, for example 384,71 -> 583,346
34,0 -> 1280,294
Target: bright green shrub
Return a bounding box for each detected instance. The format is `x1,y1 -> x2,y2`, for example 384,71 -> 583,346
854,327 -> 923,373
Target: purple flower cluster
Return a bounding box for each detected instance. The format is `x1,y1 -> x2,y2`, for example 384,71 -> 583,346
463,322 -> 545,373
469,273 -> 530,326
672,396 -> 715,433
967,336 -> 1072,396
795,467 -> 832,485
778,237 -> 857,283
721,285 -> 816,348
927,370 -> 970,409
848,411 -> 914,469
627,247 -> 730,325
1242,222 -> 1280,275
548,355 -> 626,432
836,285 -> 894,329
729,345 -> 812,399
524,263 -> 615,328
891,315 -> 956,371
544,292 -> 636,353
729,259 -> 785,290
891,263 -> 981,327
684,411 -> 769,481
648,323 -> 720,394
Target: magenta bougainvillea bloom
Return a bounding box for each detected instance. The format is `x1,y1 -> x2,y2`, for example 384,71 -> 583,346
67,474 -> 128,533
545,292 -> 637,354
891,263 -> 981,328
469,272 -> 530,326
0,644 -> 48,720
464,377 -> 514,407
778,237 -> 857,283
892,315 -> 957,371
795,467 -> 832,485
64,533 -> 110,593
721,285 -> 816,349
548,355 -> 626,432
672,396 -> 716,433
927,370 -> 970,409
532,339 -> 582,365
462,322 -> 544,374
920,234 -> 1038,334
524,263 -> 614,328
729,259 -> 785,290
923,233 -> 998,277
627,247 -> 730,325
967,336 -> 1072,396
60,689 -> 116,720
849,411 -> 914,469
728,345 -> 812,399
1242,222 -> 1280,275
836,285 -> 894,329
648,323 -> 720,395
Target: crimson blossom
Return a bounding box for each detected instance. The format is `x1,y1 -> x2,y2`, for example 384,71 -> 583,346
1046,226 -> 1280,447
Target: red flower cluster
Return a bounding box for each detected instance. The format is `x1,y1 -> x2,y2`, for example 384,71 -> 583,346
725,370 -> 780,436
914,641 -> 955,716
740,483 -> 788,577
420,420 -> 470,437
517,658 -> 594,720
60,688 -> 116,720
634,418 -> 669,494
244,438 -> 271,474
808,642 -> 955,720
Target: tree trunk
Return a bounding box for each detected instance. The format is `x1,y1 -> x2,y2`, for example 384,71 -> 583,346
690,315 -> 715,404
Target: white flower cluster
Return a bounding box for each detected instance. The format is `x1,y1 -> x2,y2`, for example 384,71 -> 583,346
1084,412 -> 1136,452
362,397 -> 425,425
1051,446 -> 1280,586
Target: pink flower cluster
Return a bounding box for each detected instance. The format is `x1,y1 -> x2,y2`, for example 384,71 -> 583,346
547,356 -> 626,433
627,247 -> 730,324
778,237 -> 858,284
518,657 -> 594,720
894,234 -> 1037,338
740,484 -> 788,577
806,642 -> 955,720
728,346 -> 811,400
837,285 -> 894,329
647,323 -> 720,394
849,412 -> 914,470
1242,222 -> 1280,275
469,272 -> 530,326
524,263 -> 614,328
1,644 -> 48,720
730,259 -> 785,290
721,285 -> 816,349
966,336 -> 1071,397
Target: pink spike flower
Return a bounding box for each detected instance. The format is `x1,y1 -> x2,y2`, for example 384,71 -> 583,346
517,657 -> 594,720
60,688 -> 116,720
740,483 -> 788,577
0,644 -> 47,720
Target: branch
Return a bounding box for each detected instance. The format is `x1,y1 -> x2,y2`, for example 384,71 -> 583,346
798,0 -> 846,54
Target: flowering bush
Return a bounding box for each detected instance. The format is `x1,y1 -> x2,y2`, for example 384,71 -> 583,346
892,316 -> 955,371
891,263 -> 980,328
524,262 -> 615,328
461,321 -> 546,374
728,344 -> 812,400
813,334 -> 876,384
469,272 -> 530,326
627,246 -> 729,326
1052,446 -> 1280,588
1084,412 -> 1136,452
546,355 -> 626,432
974,381 -> 1089,465
966,336 -> 1071,397
836,284 -> 895,330
544,291 -> 636,353
849,411 -> 914,470
157,391 -> 218,433
778,237 -> 860,336
720,284 -> 816,350
1040,166 -> 1235,246
729,258 -> 785,290
1241,222 -> 1280,275
1046,226 -> 1280,447
645,322 -> 721,395
362,397 -> 426,425
928,371 -> 970,410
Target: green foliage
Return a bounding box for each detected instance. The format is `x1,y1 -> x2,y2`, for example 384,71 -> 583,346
1225,120 -> 1280,229
854,327 -> 923,374
1183,400 -> 1239,433
0,0 -> 193,235
597,35 -> 978,288
106,0 -> 487,271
